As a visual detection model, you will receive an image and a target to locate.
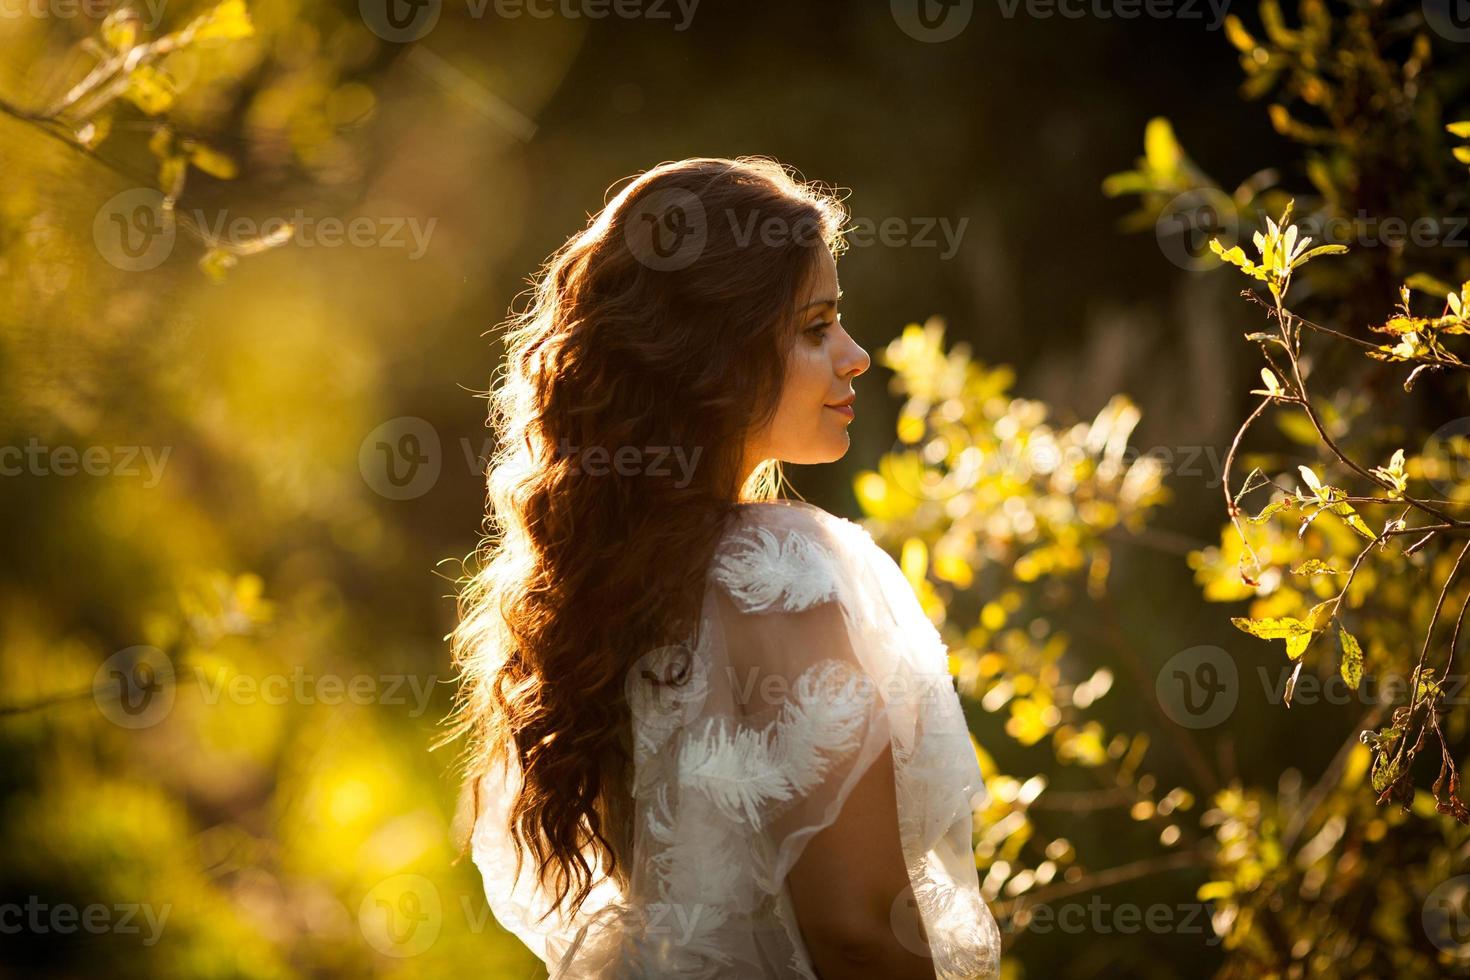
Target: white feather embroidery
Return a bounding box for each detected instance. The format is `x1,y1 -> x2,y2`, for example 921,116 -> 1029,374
771,661 -> 874,796
710,525 -> 839,612
674,660 -> 875,829
676,716 -> 792,827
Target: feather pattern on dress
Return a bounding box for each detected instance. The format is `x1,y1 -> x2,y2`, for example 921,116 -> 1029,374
710,525 -> 839,613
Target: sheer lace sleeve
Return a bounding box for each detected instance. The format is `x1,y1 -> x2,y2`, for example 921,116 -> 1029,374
471,500 -> 1001,979
707,502 -> 1001,979
468,750 -> 626,969
705,520 -> 901,894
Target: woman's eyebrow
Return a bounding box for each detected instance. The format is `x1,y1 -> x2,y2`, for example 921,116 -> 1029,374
798,290 -> 843,312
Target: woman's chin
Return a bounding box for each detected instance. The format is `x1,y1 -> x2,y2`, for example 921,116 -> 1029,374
779,435 -> 850,467
818,431 -> 851,462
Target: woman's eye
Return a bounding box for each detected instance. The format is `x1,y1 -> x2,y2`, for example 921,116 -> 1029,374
805,321 -> 832,341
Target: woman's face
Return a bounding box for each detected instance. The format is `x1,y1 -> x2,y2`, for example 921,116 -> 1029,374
746,246 -> 871,471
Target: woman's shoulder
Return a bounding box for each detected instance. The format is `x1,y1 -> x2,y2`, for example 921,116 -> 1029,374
710,499 -> 883,614
723,497 -> 871,540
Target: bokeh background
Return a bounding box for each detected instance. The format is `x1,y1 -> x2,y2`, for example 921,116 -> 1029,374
4,0 -> 1470,976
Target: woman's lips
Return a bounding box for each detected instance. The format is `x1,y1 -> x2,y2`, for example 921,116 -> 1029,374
825,404 -> 855,420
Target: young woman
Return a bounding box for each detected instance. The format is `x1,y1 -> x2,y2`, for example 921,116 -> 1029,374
445,157 -> 1001,979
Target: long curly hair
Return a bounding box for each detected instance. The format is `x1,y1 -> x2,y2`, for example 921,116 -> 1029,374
442,156 -> 849,922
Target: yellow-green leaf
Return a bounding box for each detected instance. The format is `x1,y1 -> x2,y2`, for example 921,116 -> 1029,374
1231,616 -> 1311,640
1292,243 -> 1349,267
186,143 -> 239,180
148,126 -> 173,158
1406,272 -> 1456,296
1290,558 -> 1343,576
1327,501 -> 1376,540
1222,15 -> 1256,53
1305,597 -> 1339,631
1286,632 -> 1313,660
1298,465 -> 1323,496
1375,314 -> 1431,336
1339,626 -> 1363,690
122,65 -> 176,116
900,536 -> 927,588
1372,752 -> 1403,794
1248,497 -> 1292,524
1100,171 -> 1150,198
101,10 -> 139,51
183,0 -> 255,42
1197,880 -> 1236,902
1143,117 -> 1181,175
159,156 -> 187,198
1210,239 -> 1259,275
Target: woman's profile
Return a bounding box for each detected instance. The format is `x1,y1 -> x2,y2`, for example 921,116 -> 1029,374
443,156 -> 1001,979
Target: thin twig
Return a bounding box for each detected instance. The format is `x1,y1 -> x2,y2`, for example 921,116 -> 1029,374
1409,540 -> 1470,694
1437,588 -> 1470,690
1266,301 -> 1467,528
0,94 -> 155,188
994,848 -> 1211,921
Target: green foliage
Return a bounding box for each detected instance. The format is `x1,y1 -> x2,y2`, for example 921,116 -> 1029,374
1,2 -> 298,280
1196,195 -> 1470,819
1207,199 -> 1347,302
833,5 -> 1470,973
855,317 -> 1192,955
0,3 -> 534,977
1099,1 -> 1470,975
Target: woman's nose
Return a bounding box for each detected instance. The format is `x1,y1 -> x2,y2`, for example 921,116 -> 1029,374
841,336 -> 871,379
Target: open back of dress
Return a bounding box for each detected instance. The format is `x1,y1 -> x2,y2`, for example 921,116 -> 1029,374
472,499 -> 1002,979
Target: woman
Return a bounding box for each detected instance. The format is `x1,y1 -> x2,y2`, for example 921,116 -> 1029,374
444,157 -> 1001,979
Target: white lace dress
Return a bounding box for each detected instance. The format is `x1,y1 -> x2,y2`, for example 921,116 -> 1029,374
471,499 -> 1002,978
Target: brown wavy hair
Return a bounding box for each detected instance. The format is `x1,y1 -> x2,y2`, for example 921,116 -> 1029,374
442,157 -> 850,922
